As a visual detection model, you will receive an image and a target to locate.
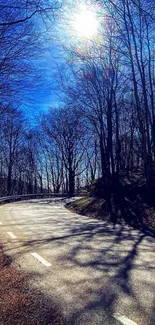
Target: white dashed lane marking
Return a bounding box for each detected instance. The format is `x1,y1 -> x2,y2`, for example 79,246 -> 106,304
114,315 -> 138,325
31,252 -> 51,267
0,221 -> 3,225
7,231 -> 17,239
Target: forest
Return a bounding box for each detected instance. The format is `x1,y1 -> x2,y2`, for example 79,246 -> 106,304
0,0 -> 155,199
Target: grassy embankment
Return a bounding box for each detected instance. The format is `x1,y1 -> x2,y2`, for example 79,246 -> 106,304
67,173 -> 155,233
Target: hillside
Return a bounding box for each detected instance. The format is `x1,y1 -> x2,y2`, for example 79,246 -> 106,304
67,173 -> 155,233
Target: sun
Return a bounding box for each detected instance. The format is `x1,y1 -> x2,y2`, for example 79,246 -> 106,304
71,4 -> 99,39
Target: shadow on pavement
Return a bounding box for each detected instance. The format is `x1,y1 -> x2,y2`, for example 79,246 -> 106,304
3,201 -> 155,325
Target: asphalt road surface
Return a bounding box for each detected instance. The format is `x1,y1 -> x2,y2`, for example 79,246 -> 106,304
0,198 -> 155,325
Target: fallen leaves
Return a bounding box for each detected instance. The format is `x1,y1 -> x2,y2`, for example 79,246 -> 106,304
0,244 -> 63,325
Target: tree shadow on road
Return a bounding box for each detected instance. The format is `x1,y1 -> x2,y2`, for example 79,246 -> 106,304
14,223 -> 155,324
4,201 -> 155,325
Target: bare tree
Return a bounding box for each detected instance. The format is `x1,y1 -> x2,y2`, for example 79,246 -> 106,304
42,106 -> 87,196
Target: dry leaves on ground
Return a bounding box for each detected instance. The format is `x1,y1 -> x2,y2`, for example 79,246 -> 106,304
0,244 -> 63,325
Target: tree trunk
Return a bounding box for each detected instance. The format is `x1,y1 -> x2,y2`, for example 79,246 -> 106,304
68,168 -> 75,197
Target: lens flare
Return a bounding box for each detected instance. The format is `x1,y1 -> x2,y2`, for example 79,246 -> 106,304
71,4 -> 99,39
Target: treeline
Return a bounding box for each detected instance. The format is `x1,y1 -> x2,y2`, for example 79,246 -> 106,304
0,0 -> 155,197
0,106 -> 93,196
0,0 -> 60,196
0,105 -> 99,196
53,0 -> 155,193
0,108 -> 44,196
41,0 -> 155,195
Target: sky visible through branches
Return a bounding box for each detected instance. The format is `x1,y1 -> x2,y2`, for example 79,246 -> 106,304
24,0 -> 105,120
0,0 -> 155,197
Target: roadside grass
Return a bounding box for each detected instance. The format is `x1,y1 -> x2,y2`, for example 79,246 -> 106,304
0,244 -> 63,325
67,196 -> 155,233
67,197 -> 109,219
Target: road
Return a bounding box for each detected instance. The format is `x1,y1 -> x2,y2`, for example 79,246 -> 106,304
0,198 -> 155,325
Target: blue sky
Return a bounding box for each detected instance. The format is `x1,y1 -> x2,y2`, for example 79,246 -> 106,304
23,0 -> 102,122
23,41 -> 65,122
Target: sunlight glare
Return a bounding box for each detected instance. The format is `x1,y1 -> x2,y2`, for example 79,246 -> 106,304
72,4 -> 99,39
